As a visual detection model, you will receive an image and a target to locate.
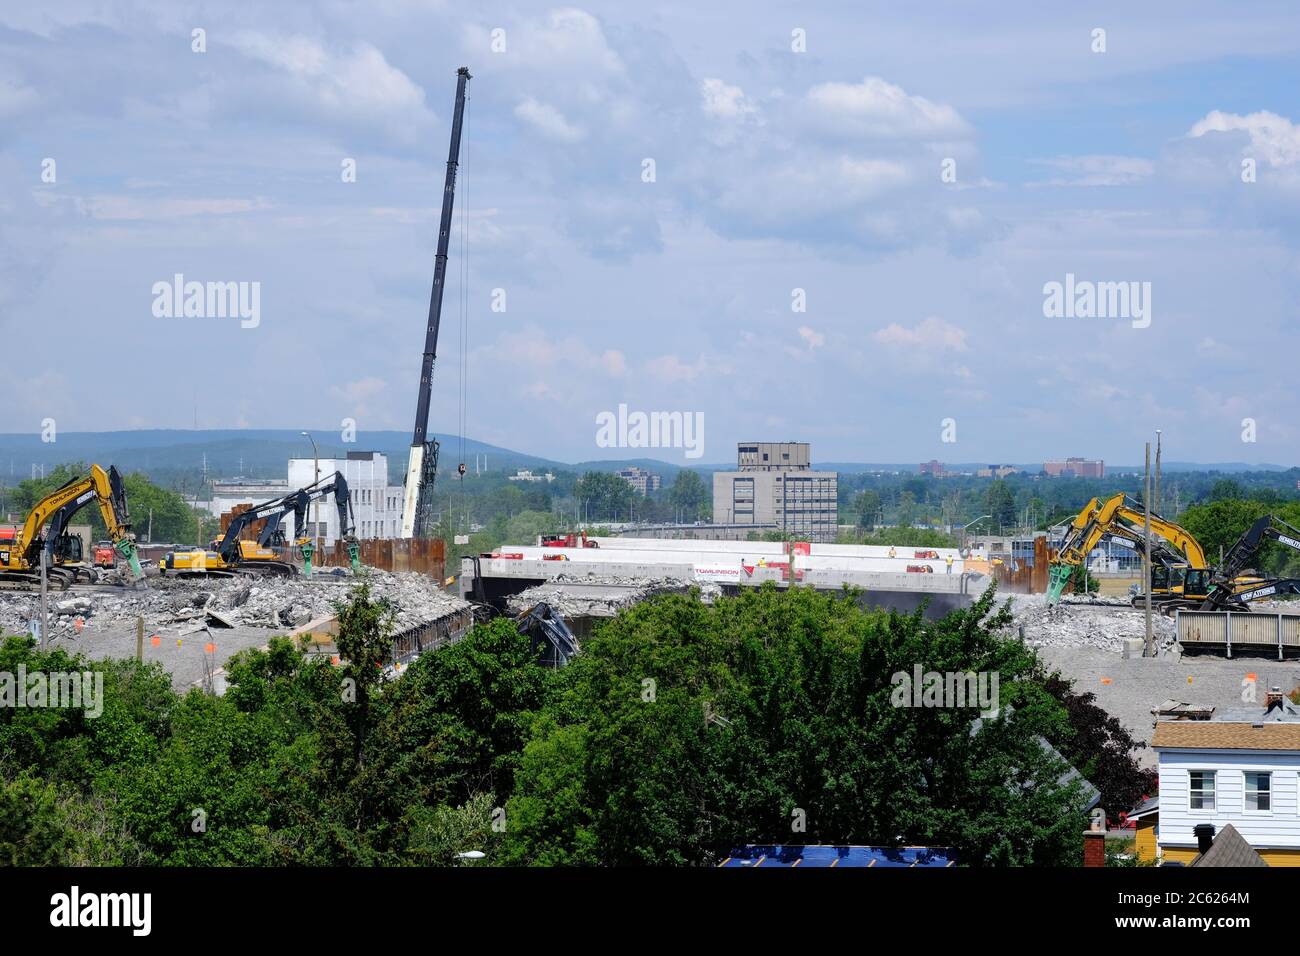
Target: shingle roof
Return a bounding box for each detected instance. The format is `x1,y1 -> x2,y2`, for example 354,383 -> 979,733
1190,825 -> 1268,868
1152,721 -> 1300,751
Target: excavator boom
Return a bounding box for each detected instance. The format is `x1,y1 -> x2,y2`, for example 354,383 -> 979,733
0,465 -> 143,591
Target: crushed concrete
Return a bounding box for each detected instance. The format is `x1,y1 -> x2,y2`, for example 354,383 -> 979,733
0,570 -> 467,641
504,573 -> 722,618
1001,593 -> 1177,655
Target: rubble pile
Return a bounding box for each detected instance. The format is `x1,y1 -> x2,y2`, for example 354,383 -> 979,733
0,571 -> 467,639
1002,593 -> 1176,653
505,573 -> 722,618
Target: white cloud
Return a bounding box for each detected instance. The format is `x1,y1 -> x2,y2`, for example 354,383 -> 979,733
645,353 -> 708,383
797,325 -> 825,349
515,97 -> 585,142
1031,155 -> 1155,186
230,33 -> 431,135
873,317 -> 968,351
1189,110 -> 1300,167
700,78 -> 757,121
74,196 -> 271,220
804,77 -> 970,139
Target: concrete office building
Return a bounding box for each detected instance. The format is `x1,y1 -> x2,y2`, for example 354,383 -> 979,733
713,442 -> 838,541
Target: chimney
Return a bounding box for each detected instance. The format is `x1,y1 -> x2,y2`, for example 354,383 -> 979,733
1266,686 -> 1285,715
1083,830 -> 1105,867
1193,823 -> 1215,855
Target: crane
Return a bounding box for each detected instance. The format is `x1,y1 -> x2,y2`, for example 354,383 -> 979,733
0,465 -> 143,591
161,472 -> 358,577
400,66 -> 472,539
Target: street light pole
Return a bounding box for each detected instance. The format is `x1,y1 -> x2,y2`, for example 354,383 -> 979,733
301,431 -> 320,543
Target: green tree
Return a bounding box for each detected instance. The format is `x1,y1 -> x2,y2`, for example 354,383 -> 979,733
853,490 -> 882,530
503,584 -> 1091,866
985,480 -> 1017,532
575,471 -> 634,522
668,470 -> 709,520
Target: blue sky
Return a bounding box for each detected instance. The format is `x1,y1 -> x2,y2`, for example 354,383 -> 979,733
3,0 -> 1300,466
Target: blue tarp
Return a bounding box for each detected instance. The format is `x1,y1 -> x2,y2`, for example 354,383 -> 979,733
718,845 -> 956,867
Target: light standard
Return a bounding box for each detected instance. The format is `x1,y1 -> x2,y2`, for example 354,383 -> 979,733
960,514 -> 991,553
300,430 -> 320,552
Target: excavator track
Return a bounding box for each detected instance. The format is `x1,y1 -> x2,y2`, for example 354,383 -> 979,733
0,570 -> 74,592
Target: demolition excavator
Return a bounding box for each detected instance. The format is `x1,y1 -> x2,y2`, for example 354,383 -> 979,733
1048,493 -> 1210,608
1199,514 -> 1300,611
0,464 -> 144,591
1050,494 -> 1300,614
160,472 -> 359,578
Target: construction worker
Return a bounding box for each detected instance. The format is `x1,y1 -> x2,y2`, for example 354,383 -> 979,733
888,546 -> 897,559
946,554 -> 954,574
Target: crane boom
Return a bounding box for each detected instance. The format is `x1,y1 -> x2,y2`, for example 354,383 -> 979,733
401,66 -> 471,539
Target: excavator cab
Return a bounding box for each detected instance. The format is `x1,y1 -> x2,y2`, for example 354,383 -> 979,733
1181,568 -> 1212,601
53,533 -> 83,564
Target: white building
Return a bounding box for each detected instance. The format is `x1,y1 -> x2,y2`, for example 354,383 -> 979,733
509,469 -> 555,483
207,478 -> 289,518
1148,694 -> 1300,865
288,451 -> 406,540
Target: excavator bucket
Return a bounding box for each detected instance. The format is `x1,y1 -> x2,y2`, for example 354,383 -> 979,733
115,538 -> 147,589
1046,564 -> 1073,604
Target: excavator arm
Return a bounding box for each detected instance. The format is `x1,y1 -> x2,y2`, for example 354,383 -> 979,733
1048,493 -> 1208,602
212,472 -> 359,575
1,465 -> 143,587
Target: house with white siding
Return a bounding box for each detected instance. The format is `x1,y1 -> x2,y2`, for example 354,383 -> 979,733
1147,691 -> 1300,866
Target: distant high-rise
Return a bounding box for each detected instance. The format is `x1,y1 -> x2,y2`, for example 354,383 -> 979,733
714,443 -> 838,541
1044,457 -> 1104,478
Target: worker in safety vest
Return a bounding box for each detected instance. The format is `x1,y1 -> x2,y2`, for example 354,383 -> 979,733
888,546 -> 896,559
946,555 -> 954,574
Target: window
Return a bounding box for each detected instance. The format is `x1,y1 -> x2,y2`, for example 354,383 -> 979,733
1245,771 -> 1271,811
1189,770 -> 1216,810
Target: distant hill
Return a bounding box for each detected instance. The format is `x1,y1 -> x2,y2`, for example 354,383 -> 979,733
0,429 -> 563,485
0,432 -> 1292,486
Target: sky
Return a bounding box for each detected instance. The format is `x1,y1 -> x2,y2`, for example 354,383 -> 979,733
3,0 -> 1300,466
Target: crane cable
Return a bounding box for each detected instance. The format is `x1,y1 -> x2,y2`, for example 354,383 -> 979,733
456,82 -> 472,536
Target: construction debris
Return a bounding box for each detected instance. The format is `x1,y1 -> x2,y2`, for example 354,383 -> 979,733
503,573 -> 722,618
1003,592 -> 1178,654
0,570 -> 468,640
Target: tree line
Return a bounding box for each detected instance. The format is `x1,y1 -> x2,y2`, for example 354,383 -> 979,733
1,582 -> 1152,866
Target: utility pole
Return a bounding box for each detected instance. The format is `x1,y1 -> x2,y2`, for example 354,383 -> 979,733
38,549 -> 49,648
1154,429 -> 1162,515
1144,441 -> 1153,657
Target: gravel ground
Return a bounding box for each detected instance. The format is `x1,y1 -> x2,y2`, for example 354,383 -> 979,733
38,622 -> 287,690
1035,645 -> 1300,767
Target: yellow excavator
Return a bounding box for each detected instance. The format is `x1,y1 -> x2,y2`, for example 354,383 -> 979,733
160,471 -> 358,578
0,465 -> 144,591
1048,493 -> 1211,608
